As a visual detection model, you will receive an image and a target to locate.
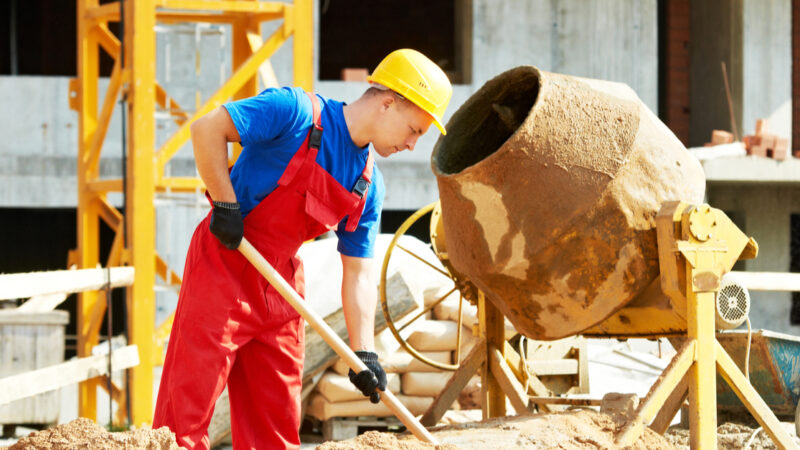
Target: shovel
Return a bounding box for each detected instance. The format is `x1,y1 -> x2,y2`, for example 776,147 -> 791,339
238,237 -> 438,444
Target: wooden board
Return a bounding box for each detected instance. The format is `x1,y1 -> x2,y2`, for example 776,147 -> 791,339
1,267 -> 134,301
0,311 -> 68,424
726,271 -> 800,292
0,345 -> 139,405
420,338 -> 485,427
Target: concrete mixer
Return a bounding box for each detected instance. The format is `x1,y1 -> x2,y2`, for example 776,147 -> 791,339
378,67 -> 797,449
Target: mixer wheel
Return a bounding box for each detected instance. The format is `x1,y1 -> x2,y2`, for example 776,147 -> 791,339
379,201 -> 474,371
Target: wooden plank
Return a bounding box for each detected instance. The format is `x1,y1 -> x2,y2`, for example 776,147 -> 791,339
650,372 -> 688,434
17,293 -> 69,313
528,397 -> 602,406
420,338 -> 485,427
478,293 -> 505,418
0,310 -> 69,326
503,341 -> 553,412
616,340 -> 695,447
0,267 -> 135,300
489,344 -> 533,415
726,271 -> 800,292
528,359 -> 579,376
0,345 -> 139,405
302,271 -> 419,380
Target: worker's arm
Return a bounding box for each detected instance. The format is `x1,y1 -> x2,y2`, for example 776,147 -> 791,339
340,254 -> 377,351
191,106 -> 244,249
190,106 -> 241,203
341,253 -> 387,403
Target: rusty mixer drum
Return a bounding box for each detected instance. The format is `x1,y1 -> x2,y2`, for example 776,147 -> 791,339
431,66 -> 705,340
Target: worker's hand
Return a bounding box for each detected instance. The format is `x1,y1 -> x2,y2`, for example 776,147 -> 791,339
209,201 -> 244,250
348,351 -> 387,404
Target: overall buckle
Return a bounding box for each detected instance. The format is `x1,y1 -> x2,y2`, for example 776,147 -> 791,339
352,175 -> 370,198
309,127 -> 323,149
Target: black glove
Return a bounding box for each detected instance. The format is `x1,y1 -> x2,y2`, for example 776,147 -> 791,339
348,351 -> 387,404
209,201 -> 243,250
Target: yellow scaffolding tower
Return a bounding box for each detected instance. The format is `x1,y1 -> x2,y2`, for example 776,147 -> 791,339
71,0 -> 312,426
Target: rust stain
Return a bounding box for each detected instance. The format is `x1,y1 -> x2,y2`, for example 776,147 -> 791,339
432,66 -> 705,340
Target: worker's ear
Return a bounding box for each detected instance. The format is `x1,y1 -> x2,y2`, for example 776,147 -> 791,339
379,92 -> 396,112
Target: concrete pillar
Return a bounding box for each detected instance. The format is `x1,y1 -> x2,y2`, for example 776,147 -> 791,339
689,0 -> 743,147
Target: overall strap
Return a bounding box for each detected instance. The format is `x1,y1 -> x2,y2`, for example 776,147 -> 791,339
277,91 -> 323,187
344,151 -> 375,232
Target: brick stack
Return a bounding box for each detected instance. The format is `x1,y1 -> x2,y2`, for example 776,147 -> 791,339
704,130 -> 735,146
742,119 -> 790,160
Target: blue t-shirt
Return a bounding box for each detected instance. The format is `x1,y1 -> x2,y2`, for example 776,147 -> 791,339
223,87 -> 384,258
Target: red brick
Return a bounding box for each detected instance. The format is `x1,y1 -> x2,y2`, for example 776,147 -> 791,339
755,119 -> 770,135
761,134 -> 777,149
749,145 -> 768,157
340,68 -> 368,82
711,130 -> 735,144
774,138 -> 789,160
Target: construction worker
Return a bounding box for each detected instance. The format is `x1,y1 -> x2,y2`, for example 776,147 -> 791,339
153,49 -> 452,449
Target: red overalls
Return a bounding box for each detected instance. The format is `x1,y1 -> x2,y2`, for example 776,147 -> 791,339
154,92 -> 374,450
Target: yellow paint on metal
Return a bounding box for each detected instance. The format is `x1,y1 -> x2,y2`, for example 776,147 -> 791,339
87,60 -> 122,175
125,0 -> 157,426
157,177 -> 205,192
687,291 -> 717,449
84,2 -> 121,23
478,292 -> 506,419
231,15 -> 259,163
155,23 -> 288,173
293,0 -> 312,90
76,0 -> 101,421
156,0 -> 286,14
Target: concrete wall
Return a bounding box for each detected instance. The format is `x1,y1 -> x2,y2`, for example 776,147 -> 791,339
689,0 -> 792,147
742,0 -> 792,141
689,0 -> 744,147
0,0 -> 659,211
707,183 -> 800,335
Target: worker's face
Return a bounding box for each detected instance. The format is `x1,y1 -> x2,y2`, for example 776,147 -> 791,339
372,93 -> 434,158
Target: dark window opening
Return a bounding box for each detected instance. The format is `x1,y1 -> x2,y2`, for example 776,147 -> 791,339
0,208 -> 126,358
318,0 -> 471,84
790,214 -> 800,325
2,0 -> 118,76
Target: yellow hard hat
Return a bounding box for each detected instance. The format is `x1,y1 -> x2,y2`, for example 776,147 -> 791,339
367,49 -> 453,135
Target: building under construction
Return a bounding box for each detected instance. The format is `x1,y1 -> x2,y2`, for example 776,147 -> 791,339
1,1 -> 800,449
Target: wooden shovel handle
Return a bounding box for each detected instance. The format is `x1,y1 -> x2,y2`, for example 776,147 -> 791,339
238,237 -> 438,444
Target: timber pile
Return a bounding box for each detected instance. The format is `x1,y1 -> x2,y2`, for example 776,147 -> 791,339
305,283 -> 480,424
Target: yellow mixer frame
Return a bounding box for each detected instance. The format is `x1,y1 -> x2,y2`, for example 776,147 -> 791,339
379,200 -> 797,449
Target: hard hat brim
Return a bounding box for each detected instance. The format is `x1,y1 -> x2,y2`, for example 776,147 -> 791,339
433,117 -> 447,135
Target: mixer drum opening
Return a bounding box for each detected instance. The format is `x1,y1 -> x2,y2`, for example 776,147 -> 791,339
433,68 -> 539,175
431,66 -> 705,340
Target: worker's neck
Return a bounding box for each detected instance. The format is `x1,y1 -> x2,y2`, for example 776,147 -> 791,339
342,97 -> 375,149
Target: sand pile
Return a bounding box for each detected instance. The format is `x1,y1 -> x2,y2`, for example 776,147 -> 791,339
319,409 -> 675,450
5,418 -> 181,450
665,422 -> 800,450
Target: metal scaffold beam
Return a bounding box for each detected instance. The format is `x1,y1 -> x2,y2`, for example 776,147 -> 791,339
72,0 -> 312,426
